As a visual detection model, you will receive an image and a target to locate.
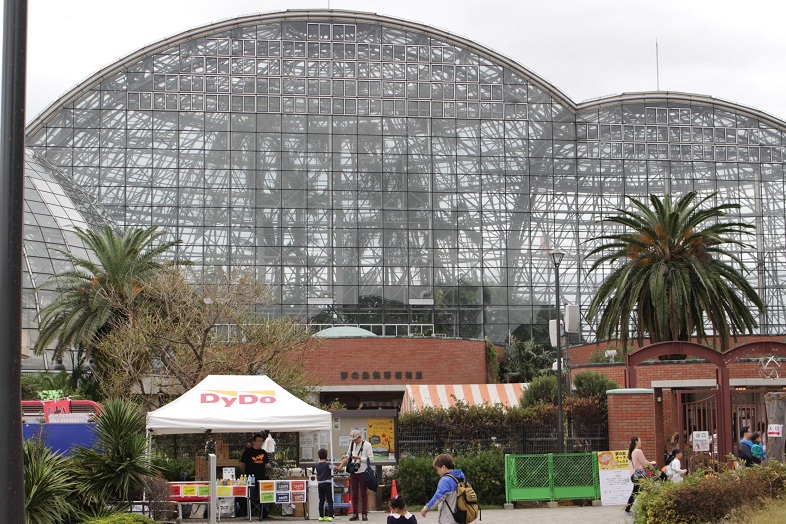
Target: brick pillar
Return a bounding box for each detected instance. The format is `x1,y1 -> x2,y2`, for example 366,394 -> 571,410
653,388 -> 665,465
607,388 -> 659,465
662,390 -> 679,445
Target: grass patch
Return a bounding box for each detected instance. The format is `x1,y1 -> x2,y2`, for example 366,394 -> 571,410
722,496 -> 786,523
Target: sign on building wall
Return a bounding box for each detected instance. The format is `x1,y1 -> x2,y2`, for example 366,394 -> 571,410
597,451 -> 633,506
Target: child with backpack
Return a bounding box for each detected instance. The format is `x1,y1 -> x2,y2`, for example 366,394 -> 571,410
659,448 -> 676,481
388,495 -> 417,524
665,448 -> 687,483
420,454 -> 478,524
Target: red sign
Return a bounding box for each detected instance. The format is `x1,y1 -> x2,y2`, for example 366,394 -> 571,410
42,400 -> 70,422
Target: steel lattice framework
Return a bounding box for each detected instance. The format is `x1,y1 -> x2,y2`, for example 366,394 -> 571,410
21,10 -> 786,368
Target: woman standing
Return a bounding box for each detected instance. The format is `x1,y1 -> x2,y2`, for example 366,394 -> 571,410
624,436 -> 656,513
336,430 -> 373,521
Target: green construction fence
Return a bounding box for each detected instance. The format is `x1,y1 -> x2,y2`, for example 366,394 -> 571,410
504,453 -> 600,503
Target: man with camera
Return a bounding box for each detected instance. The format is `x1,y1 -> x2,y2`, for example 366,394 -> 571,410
336,429 -> 373,521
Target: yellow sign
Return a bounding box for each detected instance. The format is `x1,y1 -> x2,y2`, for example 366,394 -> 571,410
182,485 -> 197,496
367,418 -> 395,456
597,450 -> 630,470
216,486 -> 232,497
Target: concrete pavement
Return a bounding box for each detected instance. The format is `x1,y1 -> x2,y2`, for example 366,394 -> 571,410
361,506 -> 635,524
192,506 -> 636,524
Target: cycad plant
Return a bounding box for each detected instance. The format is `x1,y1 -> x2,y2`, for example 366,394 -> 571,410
586,192 -> 764,351
24,437 -> 76,524
70,399 -> 158,510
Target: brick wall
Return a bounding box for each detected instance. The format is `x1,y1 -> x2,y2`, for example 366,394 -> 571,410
608,390 -> 659,464
305,337 -> 488,385
569,364 -> 626,386
570,335 -> 786,366
570,361 -> 763,389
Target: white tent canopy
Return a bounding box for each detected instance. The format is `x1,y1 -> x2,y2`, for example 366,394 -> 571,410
146,375 -> 331,435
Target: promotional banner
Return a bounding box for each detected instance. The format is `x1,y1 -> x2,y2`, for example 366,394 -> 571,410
260,479 -> 306,505
597,450 -> 633,506
367,418 -> 395,459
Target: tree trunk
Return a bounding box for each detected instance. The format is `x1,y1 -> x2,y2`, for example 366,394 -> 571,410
764,392 -> 786,463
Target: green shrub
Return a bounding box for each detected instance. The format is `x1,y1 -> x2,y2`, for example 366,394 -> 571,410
485,338 -> 499,383
503,338 -> 553,382
453,452 -> 506,507
151,455 -> 195,481
24,437 -> 76,524
393,456 -> 438,506
71,399 -> 158,509
81,515 -> 155,524
635,462 -> 786,524
393,452 -> 506,508
521,374 -> 557,407
572,371 -> 619,399
572,371 -> 618,420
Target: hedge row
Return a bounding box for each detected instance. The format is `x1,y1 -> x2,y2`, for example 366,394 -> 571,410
392,452 -> 506,508
82,515 -> 155,524
635,461 -> 786,524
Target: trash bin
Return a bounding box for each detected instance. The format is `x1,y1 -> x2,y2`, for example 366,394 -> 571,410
307,477 -> 320,519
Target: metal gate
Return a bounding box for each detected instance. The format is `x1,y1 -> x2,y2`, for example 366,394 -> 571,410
730,391 -> 769,456
678,389 -> 772,469
677,390 -> 719,471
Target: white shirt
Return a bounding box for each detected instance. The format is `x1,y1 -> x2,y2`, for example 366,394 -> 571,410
668,458 -> 685,483
348,440 -> 373,474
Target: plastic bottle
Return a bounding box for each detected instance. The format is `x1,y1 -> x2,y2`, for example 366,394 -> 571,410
250,474 -> 255,486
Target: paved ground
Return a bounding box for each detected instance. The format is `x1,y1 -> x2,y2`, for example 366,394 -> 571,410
180,506 -> 636,524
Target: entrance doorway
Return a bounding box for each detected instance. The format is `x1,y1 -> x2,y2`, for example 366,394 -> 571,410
731,390 -> 769,456
677,390 -> 718,471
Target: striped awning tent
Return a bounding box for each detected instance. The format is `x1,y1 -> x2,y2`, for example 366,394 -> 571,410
402,383 -> 528,413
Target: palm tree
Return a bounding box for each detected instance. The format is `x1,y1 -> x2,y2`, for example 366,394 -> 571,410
33,225 -> 180,362
586,192 -> 764,351
504,338 -> 554,382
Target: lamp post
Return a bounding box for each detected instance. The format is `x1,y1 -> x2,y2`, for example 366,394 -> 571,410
551,248 -> 565,453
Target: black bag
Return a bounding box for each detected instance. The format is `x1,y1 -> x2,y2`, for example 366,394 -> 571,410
345,440 -> 362,474
364,457 -> 378,492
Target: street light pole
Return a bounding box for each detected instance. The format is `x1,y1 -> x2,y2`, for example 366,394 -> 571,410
551,248 -> 565,454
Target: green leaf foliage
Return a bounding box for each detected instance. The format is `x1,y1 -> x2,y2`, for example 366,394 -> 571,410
34,225 -> 181,360
393,452 -> 505,507
503,338 -> 554,382
634,461 -> 786,523
24,437 -> 76,524
151,455 -> 195,481
81,516 -> 155,524
484,338 -> 499,383
70,399 -> 158,509
586,192 -> 765,351
572,371 -> 619,399
521,374 -> 558,407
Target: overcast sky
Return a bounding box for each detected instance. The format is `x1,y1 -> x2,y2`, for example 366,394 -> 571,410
23,0 -> 786,122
